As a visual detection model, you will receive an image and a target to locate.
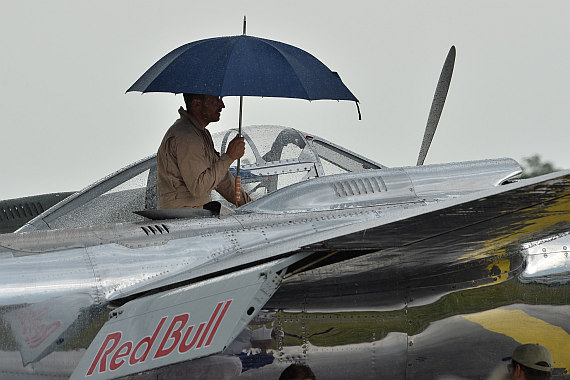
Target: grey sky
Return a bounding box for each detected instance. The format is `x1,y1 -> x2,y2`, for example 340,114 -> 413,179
1,1 -> 569,200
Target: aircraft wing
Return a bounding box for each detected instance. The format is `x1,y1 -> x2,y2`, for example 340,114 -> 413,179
271,170 -> 570,310
93,169 -> 568,377
304,169 -> 570,255
100,169 -> 569,305
1,168 -> 568,379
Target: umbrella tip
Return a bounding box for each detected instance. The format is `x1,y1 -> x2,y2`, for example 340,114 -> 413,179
242,16 -> 247,35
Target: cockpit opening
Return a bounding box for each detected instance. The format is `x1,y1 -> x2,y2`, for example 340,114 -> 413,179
17,126 -> 384,232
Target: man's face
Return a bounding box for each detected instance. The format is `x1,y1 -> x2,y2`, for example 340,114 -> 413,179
508,362 -> 522,380
198,95 -> 225,125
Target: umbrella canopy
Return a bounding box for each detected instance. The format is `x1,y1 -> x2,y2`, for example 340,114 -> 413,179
126,35 -> 358,103
128,31 -> 359,205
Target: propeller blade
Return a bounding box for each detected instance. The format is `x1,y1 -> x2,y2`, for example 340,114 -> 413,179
416,46 -> 456,166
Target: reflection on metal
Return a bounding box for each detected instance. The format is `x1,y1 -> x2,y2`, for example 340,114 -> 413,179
521,233 -> 570,285
463,308 -> 570,372
71,254 -> 309,380
486,256 -> 511,284
245,281 -> 570,379
0,125 -> 569,379
282,250 -> 340,280
4,294 -> 97,365
459,186 -> 570,263
241,157 -> 521,214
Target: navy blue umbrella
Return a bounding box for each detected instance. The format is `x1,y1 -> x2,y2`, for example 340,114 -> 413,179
127,25 -> 359,204
126,35 -> 358,103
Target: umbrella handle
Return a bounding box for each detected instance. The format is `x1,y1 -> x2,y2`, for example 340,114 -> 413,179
235,175 -> 241,205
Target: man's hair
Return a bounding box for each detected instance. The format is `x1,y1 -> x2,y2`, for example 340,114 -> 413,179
513,360 -> 552,380
183,93 -> 205,110
279,363 -> 315,380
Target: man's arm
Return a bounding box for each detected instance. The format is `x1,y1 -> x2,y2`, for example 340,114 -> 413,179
216,170 -> 251,206
215,135 -> 251,206
175,134 -> 233,198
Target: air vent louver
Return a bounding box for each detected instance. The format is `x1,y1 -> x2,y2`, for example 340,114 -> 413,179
332,177 -> 387,198
0,202 -> 44,221
141,224 -> 170,236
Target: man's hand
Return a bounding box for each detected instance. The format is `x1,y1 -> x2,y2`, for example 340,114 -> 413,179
226,134 -> 246,161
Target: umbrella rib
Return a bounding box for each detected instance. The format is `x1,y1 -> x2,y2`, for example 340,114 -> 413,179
259,39 -> 357,102
219,38 -> 242,97
128,35 -> 358,102
220,36 -> 312,100
262,41 -> 312,100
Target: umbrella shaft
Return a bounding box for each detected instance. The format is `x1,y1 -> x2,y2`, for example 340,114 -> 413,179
238,95 -> 243,135
236,95 -> 243,177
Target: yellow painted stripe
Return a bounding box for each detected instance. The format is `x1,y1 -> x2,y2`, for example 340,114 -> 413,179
459,196 -> 570,262
463,309 -> 570,371
484,257 -> 510,284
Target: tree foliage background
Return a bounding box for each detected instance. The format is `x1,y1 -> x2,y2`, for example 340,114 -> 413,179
520,155 -> 560,178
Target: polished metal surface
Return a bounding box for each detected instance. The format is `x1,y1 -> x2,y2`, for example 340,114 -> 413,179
70,254 -> 309,380
522,233 -> 570,285
241,158 -> 521,213
1,126 -> 568,379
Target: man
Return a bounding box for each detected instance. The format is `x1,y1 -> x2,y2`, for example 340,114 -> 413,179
506,343 -> 553,380
157,93 -> 251,209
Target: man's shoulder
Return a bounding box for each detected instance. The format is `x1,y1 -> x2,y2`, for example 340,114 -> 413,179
161,123 -> 207,157
165,118 -> 201,140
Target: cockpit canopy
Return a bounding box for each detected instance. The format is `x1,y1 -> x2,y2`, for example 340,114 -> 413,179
18,126 -> 383,232
215,126 -> 382,200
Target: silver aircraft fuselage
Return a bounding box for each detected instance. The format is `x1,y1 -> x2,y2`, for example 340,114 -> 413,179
1,126 -> 569,379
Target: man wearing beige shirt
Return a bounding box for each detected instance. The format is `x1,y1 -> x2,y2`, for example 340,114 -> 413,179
157,93 -> 251,209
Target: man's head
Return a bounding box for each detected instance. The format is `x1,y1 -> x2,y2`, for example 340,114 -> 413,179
183,93 -> 225,128
279,363 -> 315,380
507,344 -> 553,380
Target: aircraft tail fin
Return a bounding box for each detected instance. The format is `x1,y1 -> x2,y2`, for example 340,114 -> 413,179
71,252 -> 310,380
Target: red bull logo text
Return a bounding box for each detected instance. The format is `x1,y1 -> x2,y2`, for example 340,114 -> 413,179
12,306 -> 62,350
86,300 -> 232,376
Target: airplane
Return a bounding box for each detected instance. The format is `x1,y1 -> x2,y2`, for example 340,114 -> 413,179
0,193 -> 75,235
1,47 -> 569,380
